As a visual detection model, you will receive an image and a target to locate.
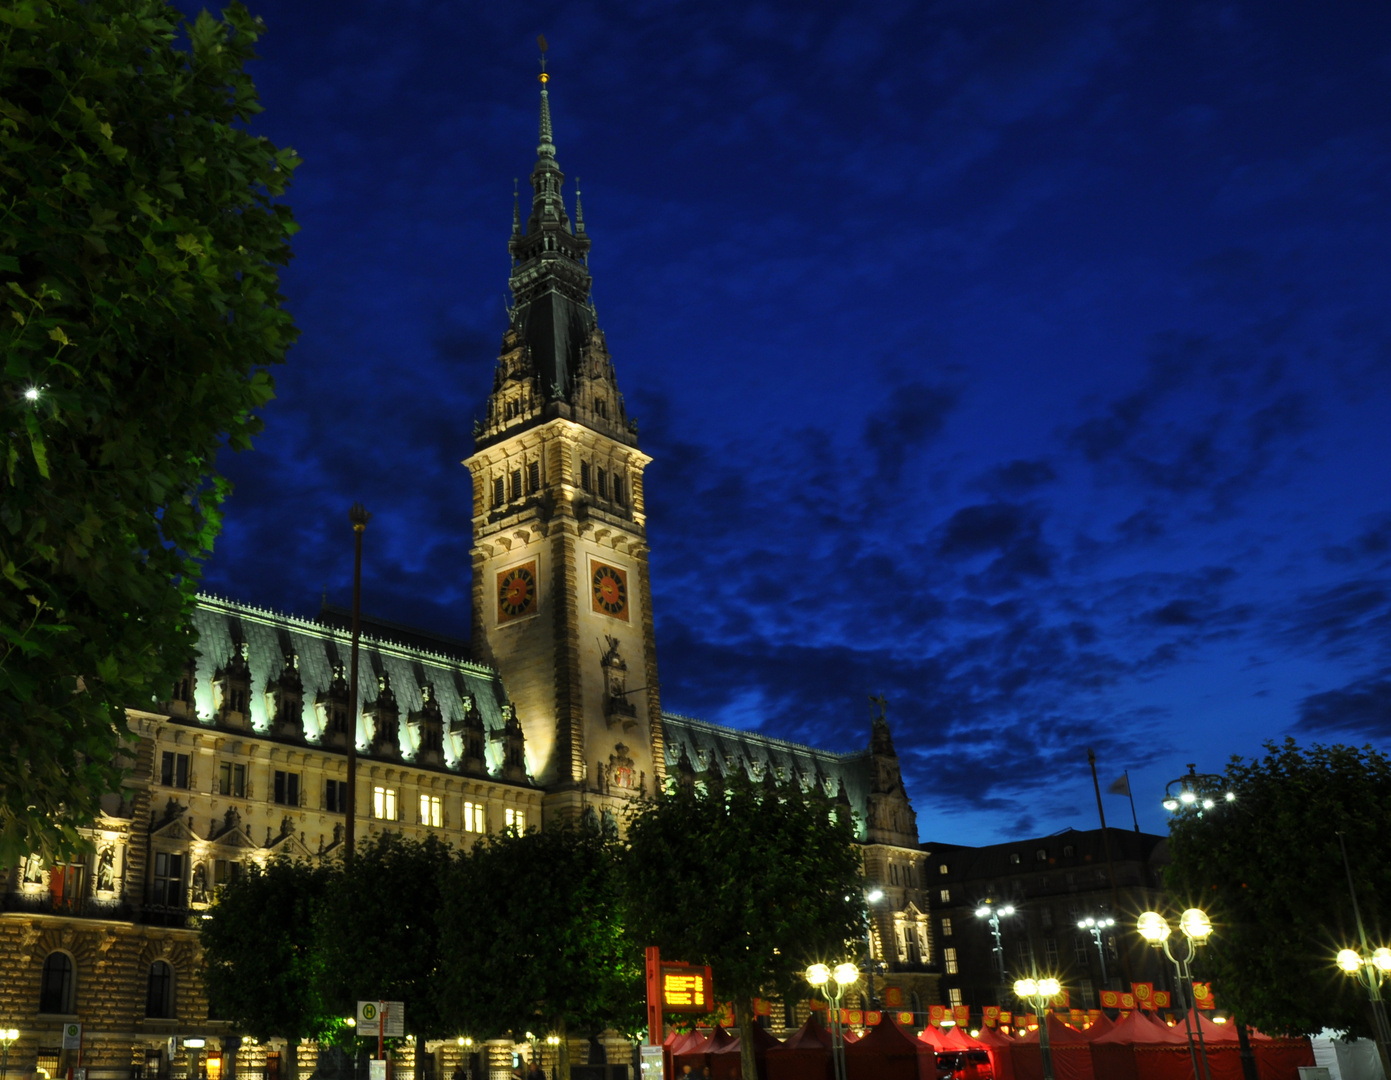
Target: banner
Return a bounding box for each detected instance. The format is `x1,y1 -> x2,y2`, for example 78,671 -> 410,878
1100,990 -> 1120,1009
1087,1010 -> 1102,1022
954,1006 -> 970,1026
1132,983 -> 1155,1010
1193,983 -> 1216,1009
717,1002 -> 735,1027
808,999 -> 828,1011
1153,991 -> 1170,1009
929,1005 -> 946,1025
865,1011 -> 882,1026
842,1009 -> 863,1027
883,987 -> 904,1008
1024,1013 -> 1037,1027
1051,990 -> 1070,1008
1069,1009 -> 1084,1025
999,1011 -> 1012,1026
899,1011 -> 915,1026
983,1006 -> 1001,1027
1120,993 -> 1136,1010
753,998 -> 772,1017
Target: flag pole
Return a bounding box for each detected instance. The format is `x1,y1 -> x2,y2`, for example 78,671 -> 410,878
1125,770 -> 1140,833
1088,748 -> 1133,984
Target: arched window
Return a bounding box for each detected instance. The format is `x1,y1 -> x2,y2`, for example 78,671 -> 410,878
146,960 -> 174,1019
38,952 -> 74,1014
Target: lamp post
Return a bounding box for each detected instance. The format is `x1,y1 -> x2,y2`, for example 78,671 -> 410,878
1336,831 -> 1391,1079
807,962 -> 859,1080
1013,977 -> 1060,1080
546,1035 -> 560,1078
976,902 -> 1017,990
1160,764 -> 1234,816
1076,916 -> 1116,986
1138,910 -> 1213,1080
343,502 -> 371,863
865,888 -> 884,1011
1,1028 -> 18,1080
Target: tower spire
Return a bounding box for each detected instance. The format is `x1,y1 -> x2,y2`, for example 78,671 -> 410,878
574,176 -> 585,235
537,34 -> 555,160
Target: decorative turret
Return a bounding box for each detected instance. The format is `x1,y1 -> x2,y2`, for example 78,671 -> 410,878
367,670 -> 400,757
214,641 -> 252,729
270,648 -> 304,740
497,703 -> 529,783
451,693 -> 488,776
408,682 -> 446,767
317,660 -> 351,747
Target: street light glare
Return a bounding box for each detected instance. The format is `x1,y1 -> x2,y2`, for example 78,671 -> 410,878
1038,978 -> 1061,996
1372,948 -> 1391,972
833,962 -> 859,986
1137,911 -> 1171,943
1014,978 -> 1038,998
1225,792 -> 1236,802
867,889 -> 884,903
1337,949 -> 1362,973
1179,908 -> 1212,941
1001,905 -> 1015,916
806,963 -> 831,987
977,906 -> 993,918
24,387 -> 40,401
1162,798 -> 1180,811
1179,790 -> 1197,804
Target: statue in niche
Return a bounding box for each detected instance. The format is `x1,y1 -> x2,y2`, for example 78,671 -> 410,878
600,636 -> 637,727
191,864 -> 208,905
23,853 -> 45,884
96,846 -> 116,891
605,743 -> 636,791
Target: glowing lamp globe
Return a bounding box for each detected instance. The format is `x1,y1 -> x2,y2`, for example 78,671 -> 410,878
1179,908 -> 1212,941
1014,978 -> 1039,998
977,906 -> 993,918
1374,948 -> 1391,972
1038,978 -> 1061,997
1001,905 -> 1016,916
867,889 -> 884,903
834,962 -> 859,986
1162,798 -> 1180,811
806,963 -> 831,987
1179,790 -> 1197,804
1137,912 -> 1171,943
1337,950 -> 1362,973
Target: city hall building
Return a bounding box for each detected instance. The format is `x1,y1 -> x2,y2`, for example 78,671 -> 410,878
0,70 -> 936,1080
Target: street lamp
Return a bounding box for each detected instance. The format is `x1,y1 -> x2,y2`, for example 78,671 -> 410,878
1076,916 -> 1116,987
975,902 -> 1017,987
807,961 -> 859,1080
1013,977 -> 1061,1080
1336,832 -> 1391,1078
1,1028 -> 18,1080
1138,910 -> 1213,1080
865,888 -> 885,1010
1160,765 -> 1234,815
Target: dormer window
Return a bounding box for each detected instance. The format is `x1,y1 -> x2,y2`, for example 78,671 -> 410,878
505,399 -> 522,421
594,398 -> 607,419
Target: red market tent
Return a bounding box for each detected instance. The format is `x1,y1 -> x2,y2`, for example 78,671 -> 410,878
708,1023 -> 783,1080
1079,1015 -> 1115,1040
666,1027 -> 709,1080
766,1017 -> 833,1080
845,1015 -> 937,1080
674,1026 -> 736,1077
1091,1008 -> 1188,1080
974,1025 -> 1015,1080
917,1026 -> 950,1052
1011,1014 -> 1094,1080
940,1026 -> 979,1051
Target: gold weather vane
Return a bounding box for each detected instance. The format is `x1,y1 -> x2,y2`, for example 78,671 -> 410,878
538,34 -> 548,83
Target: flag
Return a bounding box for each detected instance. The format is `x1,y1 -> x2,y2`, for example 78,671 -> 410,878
929,1005 -> 946,1024
1120,993 -> 1137,1010
984,1007 -> 1001,1027
883,987 -> 904,1007
1193,983 -> 1216,1009
1132,983 -> 1155,1010
899,1011 -> 915,1026
1099,990 -> 1120,1009
1108,773 -> 1131,796
865,1011 -> 882,1026
1153,991 -> 1170,1008
954,1005 -> 970,1026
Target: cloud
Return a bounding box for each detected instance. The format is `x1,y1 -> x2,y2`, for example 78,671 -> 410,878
1298,675 -> 1391,739
863,382 -> 960,483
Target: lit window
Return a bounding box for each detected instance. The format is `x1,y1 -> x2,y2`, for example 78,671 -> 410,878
938,863 -> 948,875
944,947 -> 959,974
940,889 -> 951,903
505,807 -> 525,833
1035,848 -> 1048,862
420,794 -> 442,827
372,786 -> 397,821
214,859 -> 242,886
151,852 -> 184,908
464,801 -> 485,833
941,918 -> 952,937
948,987 -> 963,1008
1010,853 -> 1021,865
273,770 -> 300,806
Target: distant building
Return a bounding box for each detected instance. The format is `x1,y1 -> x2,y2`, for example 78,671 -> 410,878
925,827 -> 1174,1019
0,61 -> 933,1080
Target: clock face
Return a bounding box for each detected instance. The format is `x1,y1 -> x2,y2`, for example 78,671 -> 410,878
497,562 -> 538,623
591,562 -> 629,620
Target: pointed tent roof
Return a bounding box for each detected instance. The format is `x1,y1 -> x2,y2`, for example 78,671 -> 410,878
1016,1014 -> 1088,1047
1092,1010 -> 1187,1046
845,1015 -> 934,1059
770,1016 -> 833,1053
974,1027 -> 1014,1048
1183,1010 -> 1239,1043
1079,1013 -> 1116,1040
710,1023 -> 782,1060
917,1026 -> 949,1051
940,1026 -> 979,1050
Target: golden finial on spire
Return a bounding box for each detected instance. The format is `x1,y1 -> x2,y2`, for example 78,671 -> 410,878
538,34 -> 549,83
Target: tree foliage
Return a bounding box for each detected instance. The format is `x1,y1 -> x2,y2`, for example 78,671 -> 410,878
201,856 -> 334,1077
1165,738 -> 1391,1037
315,833 -> 455,1041
0,0 -> 298,866
623,775 -> 865,1080
437,823 -> 642,1079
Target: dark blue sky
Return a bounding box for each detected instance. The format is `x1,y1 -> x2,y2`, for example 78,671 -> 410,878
198,1 -> 1391,845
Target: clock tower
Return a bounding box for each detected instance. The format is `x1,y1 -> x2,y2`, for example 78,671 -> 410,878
464,58 -> 665,820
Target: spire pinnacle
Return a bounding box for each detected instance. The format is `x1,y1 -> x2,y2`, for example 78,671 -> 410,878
574,176 -> 585,235
511,178 -> 521,237
536,34 -> 555,159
